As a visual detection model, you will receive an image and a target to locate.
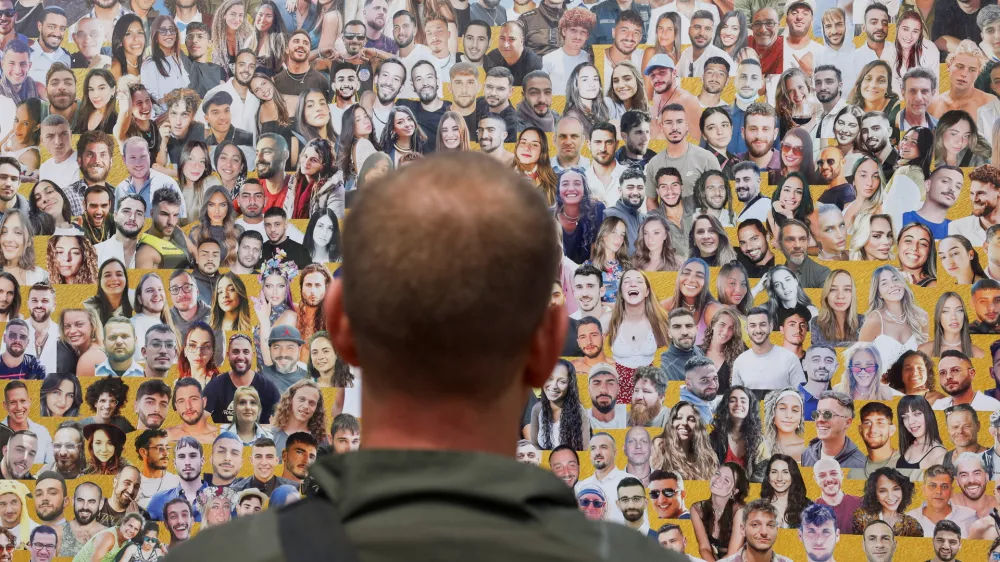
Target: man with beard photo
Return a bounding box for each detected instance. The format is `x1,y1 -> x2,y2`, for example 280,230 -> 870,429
784,0 -> 822,74
254,134 -> 290,214
204,333 -> 281,424
719,500 -> 793,562
799,345 -> 836,419
476,114 -> 513,165
734,163 -> 768,223
262,208 -> 310,269
32,473 -> 67,548
604,169 -> 645,254
29,526 -> 59,562
696,58 -> 729,109
736,219 -> 775,279
296,264 -> 331,362
629,366 -> 668,427
814,66 -> 847,139
615,477 -> 653,536
42,422 -> 85,479
0,320 -> 43,379
165,378 -> 220,445
147,437 -> 207,523
136,429 -> 181,510
732,308 -> 806,398
450,62 -> 481,134
399,60 -> 451,151
588,364 -> 626,429
29,8 -> 70,85
278,431 -> 316,484
798,503 -> 841,562
678,14 -> 733,79
114,136 -> 184,219
95,193 -> 143,268
728,59 -> 764,154
371,58 -> 405,139
0,429 -> 34,480
928,520 -> 963,562
680,356 -> 720,424
134,380 -> 171,431
460,20 -> 490,68
362,0 -> 396,55
747,7 -> 783,75
95,465 -> 148,527
328,21 -> 377,94
391,10 -> 432,100
81,185 -> 114,245
952,452 -> 995,520
950,164 -> 1000,247
330,63 -> 359,136
59,482 -> 106,559
736,102 -> 781,176
273,31 -> 330,114
616,110 -> 655,167
659,309 -> 704,382
932,350 -> 1000,411
816,147 -> 854,209
474,67 -> 520,143
587,123 -> 622,202
812,458 -> 860,536
163,497 -> 192,549
183,23 -> 225,98
569,265 -> 609,324
43,63 -> 76,124
644,104 -> 717,206
65,130 -> 114,217
136,189 -> 191,269
483,21 -> 542,87
572,318 -> 612,375
235,180 -> 305,243
94,318 -> 143,378
859,111 -> 899,180
229,231 -> 262,275
197,50 -> 259,139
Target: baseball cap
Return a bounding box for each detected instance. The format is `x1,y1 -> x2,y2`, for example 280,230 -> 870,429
644,54 -> 675,75
588,363 -> 617,381
788,0 -> 815,12
268,325 -> 305,345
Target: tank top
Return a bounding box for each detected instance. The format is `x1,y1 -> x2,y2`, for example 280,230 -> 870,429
73,528 -> 123,562
896,444 -> 944,470
136,233 -> 188,269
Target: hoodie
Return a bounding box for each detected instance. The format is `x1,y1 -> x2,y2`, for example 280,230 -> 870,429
801,435 -> 867,468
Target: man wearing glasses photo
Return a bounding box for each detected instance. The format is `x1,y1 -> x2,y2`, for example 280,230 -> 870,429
801,390 -> 867,468
28,525 -> 57,562
647,470 -> 689,519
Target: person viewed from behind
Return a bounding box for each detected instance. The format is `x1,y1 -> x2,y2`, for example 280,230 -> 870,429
164,154 -> 685,561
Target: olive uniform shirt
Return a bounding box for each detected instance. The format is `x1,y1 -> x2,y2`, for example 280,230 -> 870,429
164,450 -> 686,562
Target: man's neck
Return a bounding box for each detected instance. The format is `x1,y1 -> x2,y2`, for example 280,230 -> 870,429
787,32 -> 810,48
751,149 -> 775,167
822,490 -> 845,506
0,353 -> 22,369
142,464 -> 164,479
624,517 -> 644,530
744,547 -> 776,562
230,79 -> 248,100
115,232 -> 137,250
230,263 -> 255,274
286,60 -> 310,74
179,477 -> 203,498
399,43 -> 416,57
335,96 -> 353,109
175,305 -> 200,322
110,356 -> 133,373
229,369 -> 255,387
751,340 -> 773,355
175,5 -> 199,20
28,317 -> 49,334
822,95 -> 841,113
211,127 -> 230,143
831,173 -> 847,185
917,202 -> 948,223
904,107 -> 927,126
264,175 -> 284,194
51,103 -> 77,122
131,173 -> 150,187
821,435 -> 847,457
6,417 -> 26,431
591,407 -> 615,422
488,101 -> 510,114
803,379 -> 828,396
735,95 -> 755,110
951,388 -> 977,405
143,367 -> 167,378
94,4 -> 118,19
868,38 -> 885,56
922,502 -> 953,521
615,0 -> 632,9
557,154 -> 581,167
453,101 -> 475,117
867,442 -> 895,462
626,461 -> 650,478
624,146 -> 644,159
665,140 -> 688,158
591,158 -> 617,178
699,91 -> 722,106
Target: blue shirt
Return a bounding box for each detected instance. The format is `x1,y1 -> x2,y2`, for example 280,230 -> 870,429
588,0 -> 650,46
679,386 -> 714,425
0,354 -> 45,380
147,482 -> 209,522
94,359 -> 145,378
902,210 -> 950,239
114,169 -> 186,219
797,383 -> 822,421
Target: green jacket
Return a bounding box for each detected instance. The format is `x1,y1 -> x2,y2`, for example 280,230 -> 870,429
164,450 -> 686,562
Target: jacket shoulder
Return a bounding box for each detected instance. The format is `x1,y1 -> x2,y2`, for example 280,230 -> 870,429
165,509 -> 285,562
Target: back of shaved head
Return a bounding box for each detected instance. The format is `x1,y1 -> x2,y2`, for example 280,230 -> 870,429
341,153 -> 559,399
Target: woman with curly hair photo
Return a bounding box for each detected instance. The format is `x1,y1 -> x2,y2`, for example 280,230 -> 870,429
529,359 -> 590,451
884,350 -> 946,406
46,235 -> 98,284
651,400 -> 718,481
761,388 -> 806,463
269,379 -> 328,455
709,385 -> 765,481
80,377 -> 135,434
851,466 -> 923,536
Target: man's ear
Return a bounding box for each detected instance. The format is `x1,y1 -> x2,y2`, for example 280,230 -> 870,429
524,303 -> 568,389
325,278 -> 360,366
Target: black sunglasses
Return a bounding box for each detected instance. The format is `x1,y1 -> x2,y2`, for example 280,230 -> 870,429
649,488 -> 678,500
578,499 -> 605,508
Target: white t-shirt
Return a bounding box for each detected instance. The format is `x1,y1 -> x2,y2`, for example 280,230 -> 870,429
783,39 -> 824,73
731,345 -> 806,391
589,405 -> 628,430
543,49 -> 591,96
931,392 -> 1000,412
397,44 -> 436,100
39,152 -> 82,188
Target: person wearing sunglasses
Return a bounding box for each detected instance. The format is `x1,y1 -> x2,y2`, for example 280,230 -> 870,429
801,390 -> 867,469
816,146 -> 855,211
746,7 -> 782,74
0,528 -> 14,562
576,486 -> 608,521
648,470 -> 689,519
117,520 -> 167,562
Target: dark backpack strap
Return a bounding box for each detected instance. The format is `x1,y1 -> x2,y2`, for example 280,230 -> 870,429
277,497 -> 361,562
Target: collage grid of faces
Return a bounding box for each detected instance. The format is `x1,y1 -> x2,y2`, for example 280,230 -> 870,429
11,0 -> 1000,556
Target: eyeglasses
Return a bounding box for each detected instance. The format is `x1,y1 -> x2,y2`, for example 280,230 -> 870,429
780,143 -> 803,157
159,27 -> 178,36
147,340 -> 177,351
812,410 -> 851,421
169,283 -> 195,295
343,33 -> 365,40
143,537 -> 159,544
649,488 -> 677,499
751,20 -> 777,29
30,543 -> 56,551
849,365 -> 878,374
817,158 -> 838,167
0,9 -> 16,18
578,499 -> 605,508
186,343 -> 213,355
0,545 -> 14,552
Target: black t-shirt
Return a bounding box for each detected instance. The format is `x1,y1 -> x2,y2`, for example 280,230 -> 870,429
203,371 -> 282,424
399,99 -> 452,152
345,60 -> 375,93
483,49 -> 543,87
473,99 -> 520,143
15,2 -> 44,39
167,122 -> 206,166
263,238 -> 312,270
932,0 -> 996,45
273,69 -> 333,103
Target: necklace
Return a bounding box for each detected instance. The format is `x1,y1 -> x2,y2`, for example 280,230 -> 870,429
559,209 -> 580,225
126,58 -> 138,69
394,142 -> 413,153
883,308 -> 906,324
682,300 -> 696,313
284,69 -> 307,84
481,5 -> 502,26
